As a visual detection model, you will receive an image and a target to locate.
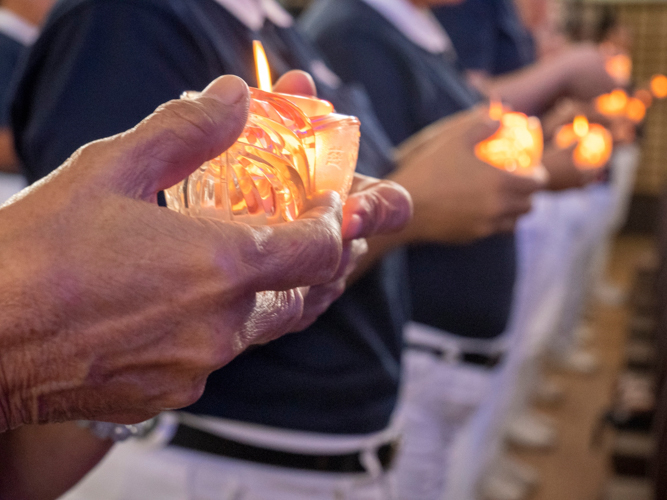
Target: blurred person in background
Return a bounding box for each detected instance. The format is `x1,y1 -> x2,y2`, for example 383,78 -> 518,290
0,0 -> 55,202
8,0 -> 537,499
301,0 -> 619,498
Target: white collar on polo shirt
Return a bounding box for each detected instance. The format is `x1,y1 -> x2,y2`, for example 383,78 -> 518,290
0,8 -> 38,46
212,0 -> 293,31
359,0 -> 451,54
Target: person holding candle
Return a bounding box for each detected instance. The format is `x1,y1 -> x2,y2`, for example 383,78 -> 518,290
300,1 -> 622,499
8,0 -> 540,498
299,1 -> 545,499
433,0 -> 617,116
435,3 -> 632,498
0,73 -> 416,499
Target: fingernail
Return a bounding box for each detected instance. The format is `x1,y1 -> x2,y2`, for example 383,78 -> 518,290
201,75 -> 249,106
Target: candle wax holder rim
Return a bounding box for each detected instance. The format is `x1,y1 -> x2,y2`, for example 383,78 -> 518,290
249,86 -> 335,118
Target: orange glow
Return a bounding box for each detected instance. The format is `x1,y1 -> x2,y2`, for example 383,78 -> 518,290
575,124 -> 613,169
475,112 -> 543,175
595,89 -> 629,116
253,40 -> 273,92
626,97 -> 647,123
555,119 -> 613,169
651,74 -> 667,99
555,124 -> 578,149
605,54 -> 632,83
634,88 -> 653,108
573,115 -> 589,137
489,99 -> 504,121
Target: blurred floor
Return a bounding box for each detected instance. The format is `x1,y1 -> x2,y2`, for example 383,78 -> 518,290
508,234 -> 655,500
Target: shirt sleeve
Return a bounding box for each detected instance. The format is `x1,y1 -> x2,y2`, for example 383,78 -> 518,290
11,1 -> 216,182
433,0 -> 496,73
313,27 -> 417,146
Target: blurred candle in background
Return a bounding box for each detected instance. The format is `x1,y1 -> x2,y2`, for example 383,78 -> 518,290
555,115 -> 613,169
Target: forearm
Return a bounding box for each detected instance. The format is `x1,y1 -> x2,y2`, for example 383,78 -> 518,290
0,206 -> 86,432
487,57 -> 570,115
0,423 -> 113,500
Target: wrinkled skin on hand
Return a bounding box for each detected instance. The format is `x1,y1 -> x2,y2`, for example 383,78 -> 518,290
0,74 -> 412,432
391,106 -> 543,244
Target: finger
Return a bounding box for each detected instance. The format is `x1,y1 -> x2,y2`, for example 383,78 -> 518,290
332,238 -> 369,281
341,180 -> 413,240
232,191 -> 344,292
501,194 -> 534,219
100,75 -> 250,200
273,70 -> 317,97
495,216 -> 519,234
237,289 -> 307,346
465,112 -> 502,145
502,172 -> 543,196
289,279 -> 346,333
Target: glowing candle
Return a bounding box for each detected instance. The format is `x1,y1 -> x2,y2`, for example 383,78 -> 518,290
254,40 -> 272,93
165,41 -> 360,225
595,89 -> 629,117
605,53 -> 632,84
651,74 -> 667,99
625,97 -> 646,123
475,102 -> 545,179
555,115 -> 613,169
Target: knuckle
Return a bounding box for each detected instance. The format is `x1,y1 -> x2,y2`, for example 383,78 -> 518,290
164,379 -> 207,410
269,290 -> 305,337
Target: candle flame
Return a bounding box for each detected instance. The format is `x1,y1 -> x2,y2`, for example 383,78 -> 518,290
626,97 -> 647,123
605,54 -> 632,83
651,74 -> 667,99
475,112 -> 543,173
575,124 -> 613,169
573,115 -> 589,138
489,99 -> 503,121
609,89 -> 628,110
595,89 -> 629,116
253,40 -> 272,92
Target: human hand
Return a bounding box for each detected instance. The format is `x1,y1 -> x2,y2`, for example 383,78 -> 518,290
558,43 -> 617,101
541,98 -> 613,141
0,75 -> 348,431
272,71 -> 412,329
391,106 -> 543,244
542,143 -> 603,191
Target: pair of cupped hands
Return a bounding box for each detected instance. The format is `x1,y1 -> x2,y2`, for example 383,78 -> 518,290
0,71 -> 539,432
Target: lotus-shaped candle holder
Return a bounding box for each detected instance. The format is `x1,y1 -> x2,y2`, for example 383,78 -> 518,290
165,88 -> 360,225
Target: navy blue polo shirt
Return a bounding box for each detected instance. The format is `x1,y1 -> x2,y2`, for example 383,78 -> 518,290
11,0 -> 407,434
0,32 -> 22,127
302,0 -> 517,339
434,0 -> 536,76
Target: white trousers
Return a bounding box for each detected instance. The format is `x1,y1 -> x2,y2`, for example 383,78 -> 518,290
0,172 -> 26,204
394,326 -> 494,500
60,414 -> 398,500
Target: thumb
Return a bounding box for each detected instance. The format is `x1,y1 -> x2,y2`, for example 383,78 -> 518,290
465,109 -> 501,145
107,75 -> 250,200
